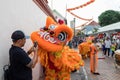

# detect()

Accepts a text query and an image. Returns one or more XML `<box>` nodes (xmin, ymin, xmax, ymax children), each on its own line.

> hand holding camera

<box><xmin>27</xmin><ymin>41</ymin><xmax>38</xmax><ymax>54</ymax></box>
<box><xmin>33</xmin><ymin>41</ymin><xmax>38</xmax><ymax>48</ymax></box>
<box><xmin>33</xmin><ymin>41</ymin><xmax>38</xmax><ymax>52</ymax></box>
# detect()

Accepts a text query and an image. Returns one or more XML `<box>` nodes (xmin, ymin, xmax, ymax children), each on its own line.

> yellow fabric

<box><xmin>31</xmin><ymin>16</ymin><xmax>84</xmax><ymax>80</ymax></box>
<box><xmin>78</xmin><ymin>42</ymin><xmax>91</xmax><ymax>59</ymax></box>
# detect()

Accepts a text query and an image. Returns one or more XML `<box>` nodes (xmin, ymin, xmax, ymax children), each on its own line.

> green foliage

<box><xmin>92</xmin><ymin>28</ymin><xmax>98</xmax><ymax>33</ymax></box>
<box><xmin>76</xmin><ymin>31</ymin><xmax>85</xmax><ymax>36</ymax></box>
<box><xmin>98</xmin><ymin>10</ymin><xmax>120</xmax><ymax>27</ymax></box>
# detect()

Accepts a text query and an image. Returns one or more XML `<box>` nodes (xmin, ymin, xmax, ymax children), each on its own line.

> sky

<box><xmin>48</xmin><ymin>0</ymin><xmax>120</xmax><ymax>27</ymax></box>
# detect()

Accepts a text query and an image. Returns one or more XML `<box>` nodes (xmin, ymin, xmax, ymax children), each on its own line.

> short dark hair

<box><xmin>11</xmin><ymin>30</ymin><xmax>25</xmax><ymax>42</ymax></box>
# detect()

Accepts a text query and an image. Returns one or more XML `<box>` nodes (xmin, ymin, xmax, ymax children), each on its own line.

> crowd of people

<box><xmin>68</xmin><ymin>35</ymin><xmax>120</xmax><ymax>58</ymax></box>
<box><xmin>100</xmin><ymin>36</ymin><xmax>120</xmax><ymax>57</ymax></box>
<box><xmin>68</xmin><ymin>35</ymin><xmax>120</xmax><ymax>75</ymax></box>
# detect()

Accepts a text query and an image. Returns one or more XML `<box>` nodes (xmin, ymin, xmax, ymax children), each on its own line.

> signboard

<box><xmin>70</xmin><ymin>20</ymin><xmax>75</xmax><ymax>29</ymax></box>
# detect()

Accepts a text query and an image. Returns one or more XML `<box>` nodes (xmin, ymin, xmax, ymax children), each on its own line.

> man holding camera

<box><xmin>8</xmin><ymin>30</ymin><xmax>38</xmax><ymax>80</ymax></box>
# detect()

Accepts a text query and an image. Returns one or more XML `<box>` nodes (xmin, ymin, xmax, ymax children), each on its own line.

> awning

<box><xmin>88</xmin><ymin>22</ymin><xmax>120</xmax><ymax>35</ymax></box>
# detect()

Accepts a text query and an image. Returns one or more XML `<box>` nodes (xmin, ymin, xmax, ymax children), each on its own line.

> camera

<box><xmin>33</xmin><ymin>41</ymin><xmax>38</xmax><ymax>48</ymax></box>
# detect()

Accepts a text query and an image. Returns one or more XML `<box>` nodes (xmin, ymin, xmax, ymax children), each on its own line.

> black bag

<box><xmin>3</xmin><ymin>65</ymin><xmax>10</xmax><ymax>80</ymax></box>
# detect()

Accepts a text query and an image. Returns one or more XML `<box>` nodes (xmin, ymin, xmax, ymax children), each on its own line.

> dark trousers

<box><xmin>111</xmin><ymin>51</ymin><xmax>115</xmax><ymax>57</ymax></box>
<box><xmin>104</xmin><ymin>48</ymin><xmax>110</xmax><ymax>56</ymax></box>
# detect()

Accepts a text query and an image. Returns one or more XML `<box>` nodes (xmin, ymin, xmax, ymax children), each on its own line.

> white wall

<box><xmin>0</xmin><ymin>0</ymin><xmax>47</xmax><ymax>79</ymax></box>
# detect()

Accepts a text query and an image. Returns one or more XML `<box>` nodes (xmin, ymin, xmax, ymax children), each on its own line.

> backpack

<box><xmin>3</xmin><ymin>64</ymin><xmax>10</xmax><ymax>80</ymax></box>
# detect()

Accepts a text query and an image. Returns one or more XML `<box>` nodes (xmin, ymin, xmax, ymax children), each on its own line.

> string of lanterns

<box><xmin>66</xmin><ymin>0</ymin><xmax>95</xmax><ymax>27</ymax></box>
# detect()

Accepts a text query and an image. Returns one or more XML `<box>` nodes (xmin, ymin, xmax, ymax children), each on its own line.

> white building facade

<box><xmin>0</xmin><ymin>0</ymin><xmax>54</xmax><ymax>80</ymax></box>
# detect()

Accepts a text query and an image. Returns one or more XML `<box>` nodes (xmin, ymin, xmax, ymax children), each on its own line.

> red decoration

<box><xmin>58</xmin><ymin>19</ymin><xmax>64</xmax><ymax>24</ymax></box>
<box><xmin>66</xmin><ymin>0</ymin><xmax>95</xmax><ymax>22</ymax></box>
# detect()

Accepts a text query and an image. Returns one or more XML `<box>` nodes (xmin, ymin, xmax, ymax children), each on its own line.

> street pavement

<box><xmin>71</xmin><ymin>49</ymin><xmax>120</xmax><ymax>80</ymax></box>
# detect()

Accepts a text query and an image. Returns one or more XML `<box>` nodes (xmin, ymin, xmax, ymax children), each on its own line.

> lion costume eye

<box><xmin>49</xmin><ymin>25</ymin><xmax>55</xmax><ymax>30</ymax></box>
<box><xmin>58</xmin><ymin>32</ymin><xmax>67</xmax><ymax>42</ymax></box>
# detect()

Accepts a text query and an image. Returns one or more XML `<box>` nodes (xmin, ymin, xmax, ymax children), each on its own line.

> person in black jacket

<box><xmin>9</xmin><ymin>30</ymin><xmax>38</xmax><ymax>80</ymax></box>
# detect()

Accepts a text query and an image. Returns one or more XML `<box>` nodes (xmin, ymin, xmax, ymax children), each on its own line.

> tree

<box><xmin>92</xmin><ymin>28</ymin><xmax>98</xmax><ymax>33</ymax></box>
<box><xmin>98</xmin><ymin>10</ymin><xmax>120</xmax><ymax>27</ymax></box>
<box><xmin>76</xmin><ymin>31</ymin><xmax>85</xmax><ymax>36</ymax></box>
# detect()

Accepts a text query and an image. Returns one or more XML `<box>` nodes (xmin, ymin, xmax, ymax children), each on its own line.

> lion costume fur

<box><xmin>31</xmin><ymin>16</ymin><xmax>84</xmax><ymax>80</ymax></box>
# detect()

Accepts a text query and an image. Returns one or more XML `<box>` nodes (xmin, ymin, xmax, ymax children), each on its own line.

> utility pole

<box><xmin>73</xmin><ymin>18</ymin><xmax>76</xmax><ymax>37</ymax></box>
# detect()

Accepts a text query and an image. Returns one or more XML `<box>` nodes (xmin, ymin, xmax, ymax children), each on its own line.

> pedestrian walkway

<box><xmin>71</xmin><ymin>66</ymin><xmax>91</xmax><ymax>80</ymax></box>
<box><xmin>84</xmin><ymin>51</ymin><xmax>120</xmax><ymax>80</ymax></box>
<box><xmin>71</xmin><ymin>48</ymin><xmax>92</xmax><ymax>80</ymax></box>
<box><xmin>71</xmin><ymin>49</ymin><xmax>120</xmax><ymax>80</ymax></box>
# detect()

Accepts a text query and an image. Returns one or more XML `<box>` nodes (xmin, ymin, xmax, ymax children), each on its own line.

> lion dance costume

<box><xmin>78</xmin><ymin>37</ymin><xmax>93</xmax><ymax>59</ymax></box>
<box><xmin>31</xmin><ymin>16</ymin><xmax>84</xmax><ymax>80</ymax></box>
<box><xmin>78</xmin><ymin>42</ymin><xmax>91</xmax><ymax>59</ymax></box>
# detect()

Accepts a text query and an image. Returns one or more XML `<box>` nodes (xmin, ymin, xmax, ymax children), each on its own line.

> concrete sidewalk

<box><xmin>84</xmin><ymin>51</ymin><xmax>120</xmax><ymax>80</ymax></box>
<box><xmin>70</xmin><ymin>48</ymin><xmax>92</xmax><ymax>80</ymax></box>
<box><xmin>71</xmin><ymin>49</ymin><xmax>120</xmax><ymax>80</ymax></box>
<box><xmin>71</xmin><ymin>66</ymin><xmax>92</xmax><ymax>80</ymax></box>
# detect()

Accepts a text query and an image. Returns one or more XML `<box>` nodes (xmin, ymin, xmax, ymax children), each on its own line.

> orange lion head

<box><xmin>31</xmin><ymin>16</ymin><xmax>73</xmax><ymax>52</ymax></box>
